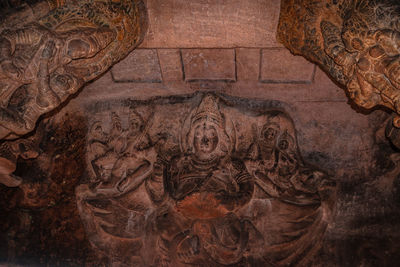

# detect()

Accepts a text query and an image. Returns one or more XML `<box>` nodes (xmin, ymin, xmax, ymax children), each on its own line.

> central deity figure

<box><xmin>156</xmin><ymin>95</ymin><xmax>260</xmax><ymax>266</ymax></box>
<box><xmin>169</xmin><ymin>95</ymin><xmax>252</xmax><ymax>210</ymax></box>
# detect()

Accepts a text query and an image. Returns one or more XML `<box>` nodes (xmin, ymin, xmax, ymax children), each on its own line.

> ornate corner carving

<box><xmin>0</xmin><ymin>0</ymin><xmax>147</xmax><ymax>140</ymax></box>
<box><xmin>277</xmin><ymin>0</ymin><xmax>400</xmax><ymax>129</ymax></box>
<box><xmin>76</xmin><ymin>93</ymin><xmax>336</xmax><ymax>266</ymax></box>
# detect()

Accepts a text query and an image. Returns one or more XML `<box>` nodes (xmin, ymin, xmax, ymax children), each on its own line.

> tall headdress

<box><xmin>191</xmin><ymin>94</ymin><xmax>223</xmax><ymax>127</ymax></box>
<box><xmin>181</xmin><ymin>94</ymin><xmax>236</xmax><ymax>155</ymax></box>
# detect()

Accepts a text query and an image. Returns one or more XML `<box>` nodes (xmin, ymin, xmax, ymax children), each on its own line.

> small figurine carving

<box><xmin>0</xmin><ymin>0</ymin><xmax>147</xmax><ymax>140</ymax></box>
<box><xmin>76</xmin><ymin>109</ymin><xmax>161</xmax><ymax>266</ymax></box>
<box><xmin>76</xmin><ymin>93</ymin><xmax>336</xmax><ymax>266</ymax></box>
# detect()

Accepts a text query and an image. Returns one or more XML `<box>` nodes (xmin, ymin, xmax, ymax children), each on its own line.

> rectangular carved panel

<box><xmin>260</xmin><ymin>48</ymin><xmax>316</xmax><ymax>84</ymax></box>
<box><xmin>111</xmin><ymin>49</ymin><xmax>162</xmax><ymax>83</ymax></box>
<box><xmin>76</xmin><ymin>92</ymin><xmax>336</xmax><ymax>266</ymax></box>
<box><xmin>182</xmin><ymin>49</ymin><xmax>236</xmax><ymax>82</ymax></box>
<box><xmin>140</xmin><ymin>0</ymin><xmax>281</xmax><ymax>48</ymax></box>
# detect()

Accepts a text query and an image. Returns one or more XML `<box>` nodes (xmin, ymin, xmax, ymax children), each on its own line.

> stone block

<box><xmin>260</xmin><ymin>48</ymin><xmax>315</xmax><ymax>83</ymax></box>
<box><xmin>111</xmin><ymin>49</ymin><xmax>162</xmax><ymax>82</ymax></box>
<box><xmin>292</xmin><ymin>101</ymin><xmax>375</xmax><ymax>171</ymax></box>
<box><xmin>182</xmin><ymin>49</ymin><xmax>236</xmax><ymax>82</ymax></box>
<box><xmin>307</xmin><ymin>68</ymin><xmax>348</xmax><ymax>101</ymax></box>
<box><xmin>140</xmin><ymin>0</ymin><xmax>281</xmax><ymax>48</ymax></box>
<box><xmin>158</xmin><ymin>49</ymin><xmax>183</xmax><ymax>81</ymax></box>
<box><xmin>236</xmin><ymin>48</ymin><xmax>260</xmax><ymax>81</ymax></box>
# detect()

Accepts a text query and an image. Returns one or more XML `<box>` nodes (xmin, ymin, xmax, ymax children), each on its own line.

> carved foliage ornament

<box><xmin>76</xmin><ymin>93</ymin><xmax>336</xmax><ymax>266</ymax></box>
<box><xmin>277</xmin><ymin>0</ymin><xmax>400</xmax><ymax>127</ymax></box>
<box><xmin>0</xmin><ymin>0</ymin><xmax>147</xmax><ymax>140</ymax></box>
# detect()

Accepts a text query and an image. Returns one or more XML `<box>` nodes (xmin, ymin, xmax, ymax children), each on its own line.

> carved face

<box><xmin>67</xmin><ymin>39</ymin><xmax>92</xmax><ymax>59</ymax></box>
<box><xmin>260</xmin><ymin>124</ymin><xmax>279</xmax><ymax>147</ymax></box>
<box><xmin>97</xmin><ymin>165</ymin><xmax>113</xmax><ymax>182</ymax></box>
<box><xmin>259</xmin><ymin>122</ymin><xmax>280</xmax><ymax>159</ymax></box>
<box><xmin>93</xmin><ymin>155</ymin><xmax>116</xmax><ymax>182</ymax></box>
<box><xmin>276</xmin><ymin>132</ymin><xmax>298</xmax><ymax>177</ymax></box>
<box><xmin>111</xmin><ymin>113</ymin><xmax>123</xmax><ymax>133</ymax></box>
<box><xmin>193</xmin><ymin>122</ymin><xmax>219</xmax><ymax>159</ymax></box>
<box><xmin>90</xmin><ymin>122</ymin><xmax>106</xmax><ymax>142</ymax></box>
<box><xmin>129</xmin><ymin>114</ymin><xmax>143</xmax><ymax>136</ymax></box>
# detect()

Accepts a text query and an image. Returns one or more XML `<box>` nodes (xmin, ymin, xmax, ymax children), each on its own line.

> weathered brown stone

<box><xmin>277</xmin><ymin>0</ymin><xmax>400</xmax><ymax>131</ymax></box>
<box><xmin>140</xmin><ymin>0</ymin><xmax>281</xmax><ymax>48</ymax></box>
<box><xmin>260</xmin><ymin>48</ymin><xmax>315</xmax><ymax>83</ymax></box>
<box><xmin>0</xmin><ymin>110</ymin><xmax>89</xmax><ymax>266</ymax></box>
<box><xmin>182</xmin><ymin>49</ymin><xmax>236</xmax><ymax>82</ymax></box>
<box><xmin>0</xmin><ymin>0</ymin><xmax>147</xmax><ymax>140</ymax></box>
<box><xmin>1</xmin><ymin>1</ymin><xmax>400</xmax><ymax>266</ymax></box>
<box><xmin>158</xmin><ymin>49</ymin><xmax>183</xmax><ymax>81</ymax></box>
<box><xmin>74</xmin><ymin>93</ymin><xmax>335</xmax><ymax>266</ymax></box>
<box><xmin>386</xmin><ymin>116</ymin><xmax>400</xmax><ymax>148</ymax></box>
<box><xmin>236</xmin><ymin>48</ymin><xmax>260</xmax><ymax>81</ymax></box>
<box><xmin>111</xmin><ymin>49</ymin><xmax>162</xmax><ymax>82</ymax></box>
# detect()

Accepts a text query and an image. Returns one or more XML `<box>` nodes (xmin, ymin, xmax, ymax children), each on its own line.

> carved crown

<box><xmin>191</xmin><ymin>94</ymin><xmax>223</xmax><ymax>127</ymax></box>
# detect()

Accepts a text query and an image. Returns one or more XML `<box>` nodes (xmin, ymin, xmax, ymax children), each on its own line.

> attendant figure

<box><xmin>76</xmin><ymin>109</ymin><xmax>159</xmax><ymax>266</ymax></box>
<box><xmin>244</xmin><ymin>111</ymin><xmax>336</xmax><ymax>266</ymax></box>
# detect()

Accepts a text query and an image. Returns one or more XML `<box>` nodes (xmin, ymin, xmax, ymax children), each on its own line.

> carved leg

<box><xmin>36</xmin><ymin>40</ymin><xmax>60</xmax><ymax>109</ymax></box>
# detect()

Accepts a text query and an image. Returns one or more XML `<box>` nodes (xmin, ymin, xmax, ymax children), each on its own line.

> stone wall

<box><xmin>78</xmin><ymin>0</ymin><xmax>378</xmax><ymax>178</ymax></box>
<box><xmin>74</xmin><ymin>1</ymin><xmax>400</xmax><ymax>265</ymax></box>
<box><xmin>1</xmin><ymin>0</ymin><xmax>399</xmax><ymax>266</ymax></box>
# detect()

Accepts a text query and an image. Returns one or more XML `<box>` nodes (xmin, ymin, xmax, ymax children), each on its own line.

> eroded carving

<box><xmin>0</xmin><ymin>0</ymin><xmax>147</xmax><ymax>140</ymax></box>
<box><xmin>277</xmin><ymin>0</ymin><xmax>400</xmax><ymax>128</ymax></box>
<box><xmin>0</xmin><ymin>111</ymin><xmax>88</xmax><ymax>263</ymax></box>
<box><xmin>76</xmin><ymin>93</ymin><xmax>336</xmax><ymax>266</ymax></box>
<box><xmin>0</xmin><ymin>135</ymin><xmax>40</xmax><ymax>187</ymax></box>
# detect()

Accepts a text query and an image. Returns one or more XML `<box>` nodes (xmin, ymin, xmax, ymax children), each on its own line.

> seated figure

<box><xmin>244</xmin><ymin>111</ymin><xmax>336</xmax><ymax>266</ymax></box>
<box><xmin>155</xmin><ymin>95</ymin><xmax>262</xmax><ymax>266</ymax></box>
<box><xmin>76</xmin><ymin>110</ymin><xmax>161</xmax><ymax>266</ymax></box>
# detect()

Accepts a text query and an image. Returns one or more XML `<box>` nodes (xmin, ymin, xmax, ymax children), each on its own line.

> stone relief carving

<box><xmin>0</xmin><ymin>135</ymin><xmax>40</xmax><ymax>187</ymax></box>
<box><xmin>76</xmin><ymin>93</ymin><xmax>336</xmax><ymax>266</ymax></box>
<box><xmin>0</xmin><ymin>0</ymin><xmax>147</xmax><ymax>140</ymax></box>
<box><xmin>277</xmin><ymin>0</ymin><xmax>400</xmax><ymax>141</ymax></box>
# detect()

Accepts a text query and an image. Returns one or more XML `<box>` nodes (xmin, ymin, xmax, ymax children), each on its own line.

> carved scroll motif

<box><xmin>76</xmin><ymin>93</ymin><xmax>336</xmax><ymax>266</ymax></box>
<box><xmin>0</xmin><ymin>0</ymin><xmax>147</xmax><ymax>140</ymax></box>
<box><xmin>277</xmin><ymin>0</ymin><xmax>400</xmax><ymax>131</ymax></box>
